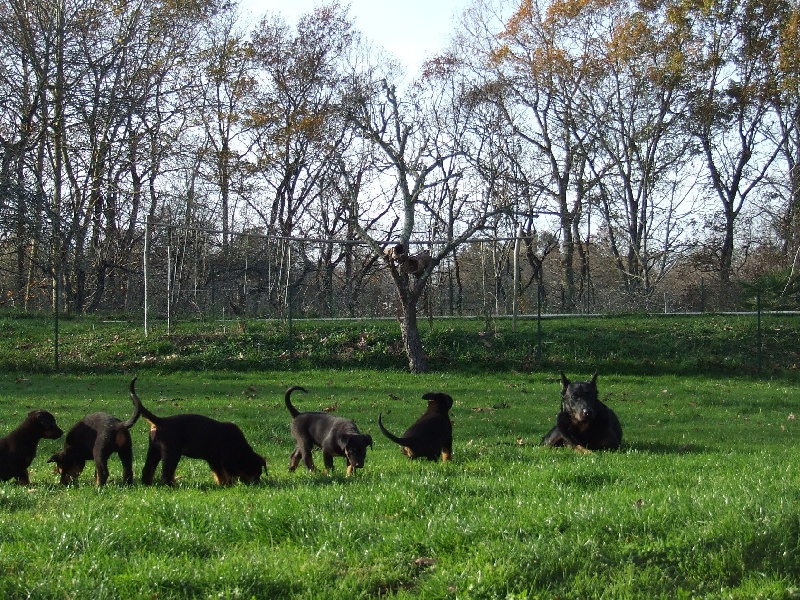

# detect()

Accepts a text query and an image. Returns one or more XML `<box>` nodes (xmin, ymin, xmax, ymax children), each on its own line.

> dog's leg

<box><xmin>159</xmin><ymin>452</ymin><xmax>181</xmax><ymax>486</ymax></box>
<box><xmin>300</xmin><ymin>440</ymin><xmax>317</xmax><ymax>472</ymax></box>
<box><xmin>118</xmin><ymin>444</ymin><xmax>134</xmax><ymax>485</ymax></box>
<box><xmin>541</xmin><ymin>426</ymin><xmax>566</xmax><ymax>447</ymax></box>
<box><xmin>94</xmin><ymin>458</ymin><xmax>110</xmax><ymax>486</ymax></box>
<box><xmin>211</xmin><ymin>465</ymin><xmax>232</xmax><ymax>486</ymax></box>
<box><xmin>93</xmin><ymin>444</ymin><xmax>113</xmax><ymax>486</ymax></box>
<box><xmin>322</xmin><ymin>452</ymin><xmax>335</xmax><ymax>474</ymax></box>
<box><xmin>141</xmin><ymin>443</ymin><xmax>161</xmax><ymax>485</ymax></box>
<box><xmin>288</xmin><ymin>447</ymin><xmax>304</xmax><ymax>472</ymax></box>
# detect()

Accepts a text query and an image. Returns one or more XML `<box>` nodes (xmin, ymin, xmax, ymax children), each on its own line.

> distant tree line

<box><xmin>1</xmin><ymin>0</ymin><xmax>799</xmax><ymax>371</ymax></box>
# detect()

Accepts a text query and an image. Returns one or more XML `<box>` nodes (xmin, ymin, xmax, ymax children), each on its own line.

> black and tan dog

<box><xmin>47</xmin><ymin>400</ymin><xmax>141</xmax><ymax>486</ymax></box>
<box><xmin>541</xmin><ymin>371</ymin><xmax>622</xmax><ymax>451</ymax></box>
<box><xmin>285</xmin><ymin>386</ymin><xmax>373</xmax><ymax>476</ymax></box>
<box><xmin>130</xmin><ymin>377</ymin><xmax>267</xmax><ymax>485</ymax></box>
<box><xmin>0</xmin><ymin>410</ymin><xmax>63</xmax><ymax>484</ymax></box>
<box><xmin>378</xmin><ymin>392</ymin><xmax>454</xmax><ymax>461</ymax></box>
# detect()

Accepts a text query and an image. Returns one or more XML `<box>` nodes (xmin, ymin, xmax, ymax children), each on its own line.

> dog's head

<box><xmin>234</xmin><ymin>451</ymin><xmax>268</xmax><ymax>484</ymax></box>
<box><xmin>47</xmin><ymin>450</ymin><xmax>84</xmax><ymax>484</ymax></box>
<box><xmin>339</xmin><ymin>433</ymin><xmax>373</xmax><ymax>471</ymax></box>
<box><xmin>422</xmin><ymin>392</ymin><xmax>453</xmax><ymax>413</ymax></box>
<box><xmin>28</xmin><ymin>410</ymin><xmax>63</xmax><ymax>440</ymax></box>
<box><xmin>560</xmin><ymin>371</ymin><xmax>599</xmax><ymax>431</ymax></box>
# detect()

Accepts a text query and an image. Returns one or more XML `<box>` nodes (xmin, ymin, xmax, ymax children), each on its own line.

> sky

<box><xmin>240</xmin><ymin>0</ymin><xmax>471</xmax><ymax>74</ymax></box>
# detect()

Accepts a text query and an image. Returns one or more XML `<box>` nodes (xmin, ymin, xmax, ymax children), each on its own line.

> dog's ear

<box><xmin>590</xmin><ymin>371</ymin><xmax>599</xmax><ymax>386</ymax></box>
<box><xmin>560</xmin><ymin>372</ymin><xmax>570</xmax><ymax>392</ymax></box>
<box><xmin>336</xmin><ymin>432</ymin><xmax>352</xmax><ymax>451</ymax></box>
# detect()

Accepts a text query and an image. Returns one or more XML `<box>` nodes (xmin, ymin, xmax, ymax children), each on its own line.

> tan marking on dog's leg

<box><xmin>346</xmin><ymin>464</ymin><xmax>354</xmax><ymax>476</ymax></box>
<box><xmin>441</xmin><ymin>451</ymin><xmax>452</xmax><ymax>461</ymax></box>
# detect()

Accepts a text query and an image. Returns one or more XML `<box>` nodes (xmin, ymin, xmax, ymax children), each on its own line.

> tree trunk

<box><xmin>399</xmin><ymin>295</ymin><xmax>428</xmax><ymax>374</ymax></box>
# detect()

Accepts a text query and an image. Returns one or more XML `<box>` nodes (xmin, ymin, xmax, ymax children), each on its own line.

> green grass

<box><xmin>2</xmin><ymin>312</ymin><xmax>798</xmax><ymax>377</ymax></box>
<box><xmin>0</xmin><ymin>368</ymin><xmax>799</xmax><ymax>599</ymax></box>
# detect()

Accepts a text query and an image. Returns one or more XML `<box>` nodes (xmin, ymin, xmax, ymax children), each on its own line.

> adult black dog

<box><xmin>541</xmin><ymin>371</ymin><xmax>622</xmax><ymax>451</ymax></box>
<box><xmin>130</xmin><ymin>377</ymin><xmax>267</xmax><ymax>485</ymax></box>
<box><xmin>378</xmin><ymin>392</ymin><xmax>453</xmax><ymax>461</ymax></box>
<box><xmin>285</xmin><ymin>386</ymin><xmax>373</xmax><ymax>476</ymax></box>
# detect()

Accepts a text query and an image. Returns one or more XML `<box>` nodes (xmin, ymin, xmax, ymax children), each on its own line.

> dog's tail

<box><xmin>378</xmin><ymin>413</ymin><xmax>407</xmax><ymax>446</ymax></box>
<box><xmin>284</xmin><ymin>386</ymin><xmax>308</xmax><ymax>418</ymax></box>
<box><xmin>129</xmin><ymin>376</ymin><xmax>160</xmax><ymax>427</ymax></box>
<box><xmin>122</xmin><ymin>378</ymin><xmax>143</xmax><ymax>429</ymax></box>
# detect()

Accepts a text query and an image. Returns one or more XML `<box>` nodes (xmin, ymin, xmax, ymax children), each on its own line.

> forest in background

<box><xmin>1</xmin><ymin>0</ymin><xmax>800</xmax><ymax>370</ymax></box>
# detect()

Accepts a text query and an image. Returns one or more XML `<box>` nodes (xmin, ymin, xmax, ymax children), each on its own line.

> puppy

<box><xmin>130</xmin><ymin>377</ymin><xmax>267</xmax><ymax>486</ymax></box>
<box><xmin>285</xmin><ymin>386</ymin><xmax>373</xmax><ymax>476</ymax></box>
<box><xmin>541</xmin><ymin>371</ymin><xmax>622</xmax><ymax>451</ymax></box>
<box><xmin>0</xmin><ymin>410</ymin><xmax>63</xmax><ymax>484</ymax></box>
<box><xmin>378</xmin><ymin>392</ymin><xmax>453</xmax><ymax>461</ymax></box>
<box><xmin>48</xmin><ymin>400</ymin><xmax>141</xmax><ymax>486</ymax></box>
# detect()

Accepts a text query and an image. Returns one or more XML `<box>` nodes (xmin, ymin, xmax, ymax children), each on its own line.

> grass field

<box><xmin>0</xmin><ymin>314</ymin><xmax>799</xmax><ymax>598</ymax></box>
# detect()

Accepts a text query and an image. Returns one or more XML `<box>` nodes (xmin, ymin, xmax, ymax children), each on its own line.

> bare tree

<box><xmin>580</xmin><ymin>5</ymin><xmax>692</xmax><ymax>304</ymax></box>
<box><xmin>682</xmin><ymin>0</ymin><xmax>785</xmax><ymax>288</ymax></box>
<box><xmin>344</xmin><ymin>60</ymin><xmax>498</xmax><ymax>372</ymax></box>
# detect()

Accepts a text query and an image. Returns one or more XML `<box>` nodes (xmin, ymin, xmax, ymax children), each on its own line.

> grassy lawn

<box><xmin>0</xmin><ymin>315</ymin><xmax>798</xmax><ymax>598</ymax></box>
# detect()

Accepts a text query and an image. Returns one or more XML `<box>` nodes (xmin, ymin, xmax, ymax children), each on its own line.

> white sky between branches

<box><xmin>239</xmin><ymin>0</ymin><xmax>470</xmax><ymax>75</ymax></box>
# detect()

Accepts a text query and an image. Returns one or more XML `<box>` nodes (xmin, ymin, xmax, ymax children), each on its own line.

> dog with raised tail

<box><xmin>130</xmin><ymin>377</ymin><xmax>267</xmax><ymax>486</ymax></box>
<box><xmin>285</xmin><ymin>386</ymin><xmax>373</xmax><ymax>476</ymax></box>
<box><xmin>48</xmin><ymin>400</ymin><xmax>140</xmax><ymax>486</ymax></box>
<box><xmin>378</xmin><ymin>392</ymin><xmax>454</xmax><ymax>461</ymax></box>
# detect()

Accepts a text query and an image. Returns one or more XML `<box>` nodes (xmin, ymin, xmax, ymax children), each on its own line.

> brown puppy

<box><xmin>285</xmin><ymin>386</ymin><xmax>373</xmax><ymax>476</ymax></box>
<box><xmin>129</xmin><ymin>377</ymin><xmax>267</xmax><ymax>486</ymax></box>
<box><xmin>378</xmin><ymin>392</ymin><xmax>454</xmax><ymax>461</ymax></box>
<box><xmin>48</xmin><ymin>400</ymin><xmax>141</xmax><ymax>486</ymax></box>
<box><xmin>0</xmin><ymin>410</ymin><xmax>63</xmax><ymax>484</ymax></box>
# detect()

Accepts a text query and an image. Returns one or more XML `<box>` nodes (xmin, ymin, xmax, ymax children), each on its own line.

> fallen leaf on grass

<box><xmin>414</xmin><ymin>557</ymin><xmax>437</xmax><ymax>568</ymax></box>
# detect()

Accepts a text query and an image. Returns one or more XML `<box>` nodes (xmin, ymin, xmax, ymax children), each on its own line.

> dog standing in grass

<box><xmin>130</xmin><ymin>377</ymin><xmax>267</xmax><ymax>485</ymax></box>
<box><xmin>541</xmin><ymin>371</ymin><xmax>622</xmax><ymax>451</ymax></box>
<box><xmin>48</xmin><ymin>400</ymin><xmax>141</xmax><ymax>486</ymax></box>
<box><xmin>0</xmin><ymin>410</ymin><xmax>63</xmax><ymax>484</ymax></box>
<box><xmin>378</xmin><ymin>392</ymin><xmax>454</xmax><ymax>461</ymax></box>
<box><xmin>285</xmin><ymin>386</ymin><xmax>373</xmax><ymax>476</ymax></box>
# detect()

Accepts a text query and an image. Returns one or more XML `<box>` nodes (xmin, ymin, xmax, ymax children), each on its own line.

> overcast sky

<box><xmin>240</xmin><ymin>0</ymin><xmax>470</xmax><ymax>73</ymax></box>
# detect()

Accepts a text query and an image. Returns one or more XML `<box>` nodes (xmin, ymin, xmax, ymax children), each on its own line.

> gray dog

<box><xmin>541</xmin><ymin>371</ymin><xmax>622</xmax><ymax>450</ymax></box>
<box><xmin>285</xmin><ymin>386</ymin><xmax>373</xmax><ymax>475</ymax></box>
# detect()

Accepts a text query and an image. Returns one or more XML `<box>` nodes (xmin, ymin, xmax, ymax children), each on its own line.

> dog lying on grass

<box><xmin>48</xmin><ymin>401</ymin><xmax>141</xmax><ymax>486</ymax></box>
<box><xmin>0</xmin><ymin>410</ymin><xmax>63</xmax><ymax>484</ymax></box>
<box><xmin>130</xmin><ymin>377</ymin><xmax>267</xmax><ymax>485</ymax></box>
<box><xmin>541</xmin><ymin>371</ymin><xmax>622</xmax><ymax>451</ymax></box>
<box><xmin>285</xmin><ymin>386</ymin><xmax>373</xmax><ymax>476</ymax></box>
<box><xmin>378</xmin><ymin>392</ymin><xmax>453</xmax><ymax>461</ymax></box>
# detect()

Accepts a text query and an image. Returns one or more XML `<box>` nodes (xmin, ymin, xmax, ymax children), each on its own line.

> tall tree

<box><xmin>581</xmin><ymin>4</ymin><xmax>692</xmax><ymax>302</ymax></box>
<box><xmin>344</xmin><ymin>61</ymin><xmax>497</xmax><ymax>372</ymax></box>
<box><xmin>681</xmin><ymin>0</ymin><xmax>786</xmax><ymax>287</ymax></box>
<box><xmin>460</xmin><ymin>0</ymin><xmax>602</xmax><ymax>312</ymax></box>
